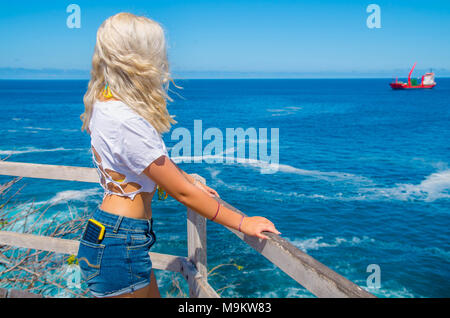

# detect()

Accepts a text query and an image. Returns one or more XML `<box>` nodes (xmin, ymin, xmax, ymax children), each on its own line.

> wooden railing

<box><xmin>0</xmin><ymin>161</ymin><xmax>375</xmax><ymax>298</ymax></box>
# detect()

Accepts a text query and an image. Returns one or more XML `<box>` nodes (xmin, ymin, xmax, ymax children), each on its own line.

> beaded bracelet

<box><xmin>210</xmin><ymin>201</ymin><xmax>221</xmax><ymax>221</ymax></box>
<box><xmin>238</xmin><ymin>215</ymin><xmax>245</xmax><ymax>232</ymax></box>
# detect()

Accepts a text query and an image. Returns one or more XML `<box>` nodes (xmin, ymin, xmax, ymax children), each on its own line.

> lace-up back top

<box><xmin>89</xmin><ymin>99</ymin><xmax>169</xmax><ymax>200</ymax></box>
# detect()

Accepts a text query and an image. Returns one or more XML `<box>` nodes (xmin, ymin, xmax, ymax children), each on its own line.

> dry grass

<box><xmin>0</xmin><ymin>156</ymin><xmax>91</xmax><ymax>297</ymax></box>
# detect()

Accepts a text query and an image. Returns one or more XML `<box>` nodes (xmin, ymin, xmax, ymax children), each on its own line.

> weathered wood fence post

<box><xmin>186</xmin><ymin>174</ymin><xmax>208</xmax><ymax>297</ymax></box>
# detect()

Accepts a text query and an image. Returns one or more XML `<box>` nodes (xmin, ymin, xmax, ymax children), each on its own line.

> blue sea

<box><xmin>0</xmin><ymin>78</ymin><xmax>449</xmax><ymax>298</ymax></box>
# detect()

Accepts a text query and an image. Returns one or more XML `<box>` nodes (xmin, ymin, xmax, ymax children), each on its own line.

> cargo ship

<box><xmin>390</xmin><ymin>63</ymin><xmax>436</xmax><ymax>90</ymax></box>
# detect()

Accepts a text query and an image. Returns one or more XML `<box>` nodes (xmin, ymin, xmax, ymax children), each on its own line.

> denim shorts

<box><xmin>76</xmin><ymin>206</ymin><xmax>156</xmax><ymax>297</ymax></box>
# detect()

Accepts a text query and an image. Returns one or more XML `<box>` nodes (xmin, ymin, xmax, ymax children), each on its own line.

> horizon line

<box><xmin>2</xmin><ymin>77</ymin><xmax>450</xmax><ymax>80</ymax></box>
<box><xmin>0</xmin><ymin>66</ymin><xmax>449</xmax><ymax>79</ymax></box>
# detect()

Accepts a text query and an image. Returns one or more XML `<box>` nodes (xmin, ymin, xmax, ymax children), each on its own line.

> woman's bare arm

<box><xmin>170</xmin><ymin>159</ymin><xmax>220</xmax><ymax>197</ymax></box>
<box><xmin>144</xmin><ymin>156</ymin><xmax>280</xmax><ymax>239</ymax></box>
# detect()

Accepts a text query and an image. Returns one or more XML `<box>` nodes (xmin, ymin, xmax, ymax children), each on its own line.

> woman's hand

<box><xmin>240</xmin><ymin>216</ymin><xmax>281</xmax><ymax>240</ymax></box>
<box><xmin>194</xmin><ymin>180</ymin><xmax>220</xmax><ymax>198</ymax></box>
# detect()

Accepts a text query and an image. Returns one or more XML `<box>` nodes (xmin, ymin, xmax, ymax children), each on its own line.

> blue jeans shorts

<box><xmin>76</xmin><ymin>206</ymin><xmax>156</xmax><ymax>297</ymax></box>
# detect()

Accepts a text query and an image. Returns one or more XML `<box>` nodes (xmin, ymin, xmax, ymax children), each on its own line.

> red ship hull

<box><xmin>390</xmin><ymin>83</ymin><xmax>436</xmax><ymax>90</ymax></box>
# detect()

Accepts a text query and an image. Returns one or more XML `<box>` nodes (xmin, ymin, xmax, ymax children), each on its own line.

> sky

<box><xmin>0</xmin><ymin>0</ymin><xmax>449</xmax><ymax>78</ymax></box>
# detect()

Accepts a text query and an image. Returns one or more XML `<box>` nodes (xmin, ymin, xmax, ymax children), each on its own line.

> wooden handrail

<box><xmin>0</xmin><ymin>160</ymin><xmax>375</xmax><ymax>298</ymax></box>
<box><xmin>0</xmin><ymin>161</ymin><xmax>98</xmax><ymax>183</ymax></box>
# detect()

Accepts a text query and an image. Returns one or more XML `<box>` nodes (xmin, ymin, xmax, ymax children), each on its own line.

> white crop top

<box><xmin>88</xmin><ymin>99</ymin><xmax>169</xmax><ymax>200</ymax></box>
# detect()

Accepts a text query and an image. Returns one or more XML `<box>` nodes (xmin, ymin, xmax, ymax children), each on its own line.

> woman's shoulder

<box><xmin>93</xmin><ymin>99</ymin><xmax>161</xmax><ymax>136</ymax></box>
<box><xmin>94</xmin><ymin>99</ymin><xmax>136</xmax><ymax>120</ymax></box>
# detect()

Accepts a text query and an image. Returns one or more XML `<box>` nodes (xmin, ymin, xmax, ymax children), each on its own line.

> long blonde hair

<box><xmin>80</xmin><ymin>12</ymin><xmax>176</xmax><ymax>134</ymax></box>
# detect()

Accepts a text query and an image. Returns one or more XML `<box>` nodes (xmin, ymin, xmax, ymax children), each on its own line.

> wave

<box><xmin>363</xmin><ymin>169</ymin><xmax>450</xmax><ymax>202</ymax></box>
<box><xmin>209</xmin><ymin>163</ymin><xmax>450</xmax><ymax>202</ymax></box>
<box><xmin>172</xmin><ymin>151</ymin><xmax>371</xmax><ymax>183</ymax></box>
<box><xmin>61</xmin><ymin>129</ymin><xmax>79</xmax><ymax>132</ymax></box>
<box><xmin>262</xmin><ymin>161</ymin><xmax>372</xmax><ymax>183</ymax></box>
<box><xmin>287</xmin><ymin>235</ymin><xmax>450</xmax><ymax>262</ymax></box>
<box><xmin>211</xmin><ymin>171</ymin><xmax>372</xmax><ymax>202</ymax></box>
<box><xmin>252</xmin><ymin>286</ymin><xmax>312</xmax><ymax>298</ymax></box>
<box><xmin>367</xmin><ymin>286</ymin><xmax>416</xmax><ymax>298</ymax></box>
<box><xmin>0</xmin><ymin>146</ymin><xmax>87</xmax><ymax>155</ymax></box>
<box><xmin>3</xmin><ymin>188</ymin><xmax>101</xmax><ymax>235</ymax></box>
<box><xmin>267</xmin><ymin>106</ymin><xmax>302</xmax><ymax>117</ymax></box>
<box><xmin>23</xmin><ymin>126</ymin><xmax>52</xmax><ymax>130</ymax></box>
<box><xmin>205</xmin><ymin>167</ymin><xmax>222</xmax><ymax>179</ymax></box>
<box><xmin>11</xmin><ymin>188</ymin><xmax>101</xmax><ymax>213</ymax></box>
<box><xmin>4</xmin><ymin>127</ymin><xmax>79</xmax><ymax>133</ymax></box>
<box><xmin>213</xmin><ymin>176</ymin><xmax>339</xmax><ymax>201</ymax></box>
<box><xmin>24</xmin><ymin>126</ymin><xmax>79</xmax><ymax>133</ymax></box>
<box><xmin>288</xmin><ymin>236</ymin><xmax>375</xmax><ymax>253</ymax></box>
<box><xmin>44</xmin><ymin>188</ymin><xmax>101</xmax><ymax>206</ymax></box>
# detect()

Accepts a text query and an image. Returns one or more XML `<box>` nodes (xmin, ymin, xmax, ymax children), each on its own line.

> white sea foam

<box><xmin>23</xmin><ymin>126</ymin><xmax>80</xmax><ymax>133</ymax></box>
<box><xmin>211</xmin><ymin>173</ymin><xmax>369</xmax><ymax>202</ymax></box>
<box><xmin>287</xmin><ymin>235</ymin><xmax>450</xmax><ymax>262</ymax></box>
<box><xmin>209</xmin><ymin>160</ymin><xmax>450</xmax><ymax>203</ymax></box>
<box><xmin>362</xmin><ymin>169</ymin><xmax>450</xmax><ymax>202</ymax></box>
<box><xmin>267</xmin><ymin>106</ymin><xmax>302</xmax><ymax>117</ymax></box>
<box><xmin>5</xmin><ymin>126</ymin><xmax>78</xmax><ymax>133</ymax></box>
<box><xmin>367</xmin><ymin>286</ymin><xmax>416</xmax><ymax>298</ymax></box>
<box><xmin>205</xmin><ymin>167</ymin><xmax>221</xmax><ymax>179</ymax></box>
<box><xmin>12</xmin><ymin>188</ymin><xmax>101</xmax><ymax>211</ymax></box>
<box><xmin>23</xmin><ymin>126</ymin><xmax>52</xmax><ymax>130</ymax></box>
<box><xmin>0</xmin><ymin>147</ymin><xmax>87</xmax><ymax>155</ymax></box>
<box><xmin>252</xmin><ymin>287</ymin><xmax>312</xmax><ymax>298</ymax></box>
<box><xmin>251</xmin><ymin>160</ymin><xmax>372</xmax><ymax>183</ymax></box>
<box><xmin>172</xmin><ymin>150</ymin><xmax>371</xmax><ymax>183</ymax></box>
<box><xmin>45</xmin><ymin>188</ymin><xmax>100</xmax><ymax>205</ymax></box>
<box><xmin>288</xmin><ymin>236</ymin><xmax>375</xmax><ymax>253</ymax></box>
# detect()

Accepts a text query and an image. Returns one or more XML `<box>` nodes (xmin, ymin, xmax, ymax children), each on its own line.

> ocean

<box><xmin>0</xmin><ymin>78</ymin><xmax>449</xmax><ymax>298</ymax></box>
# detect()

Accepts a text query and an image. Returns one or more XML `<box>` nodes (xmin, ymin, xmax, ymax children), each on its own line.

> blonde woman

<box><xmin>77</xmin><ymin>12</ymin><xmax>280</xmax><ymax>298</ymax></box>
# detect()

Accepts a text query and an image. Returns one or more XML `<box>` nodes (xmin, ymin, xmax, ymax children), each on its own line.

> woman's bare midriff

<box><xmin>99</xmin><ymin>188</ymin><xmax>156</xmax><ymax>220</ymax></box>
